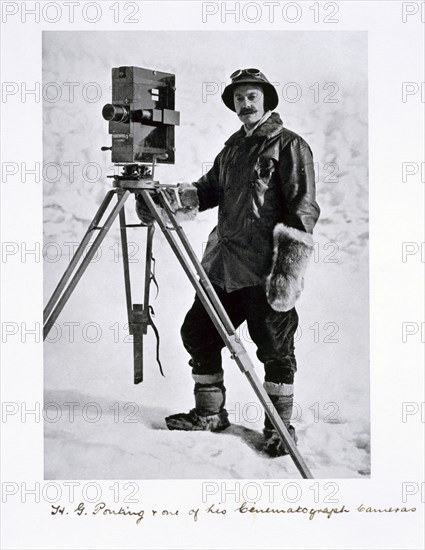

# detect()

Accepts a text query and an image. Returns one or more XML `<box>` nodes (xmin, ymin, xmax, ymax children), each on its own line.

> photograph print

<box><xmin>43</xmin><ymin>30</ymin><xmax>369</xmax><ymax>479</ymax></box>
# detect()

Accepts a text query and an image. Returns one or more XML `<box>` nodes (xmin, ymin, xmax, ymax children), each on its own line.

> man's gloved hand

<box><xmin>164</xmin><ymin>183</ymin><xmax>199</xmax><ymax>222</ymax></box>
<box><xmin>135</xmin><ymin>184</ymin><xmax>199</xmax><ymax>225</ymax></box>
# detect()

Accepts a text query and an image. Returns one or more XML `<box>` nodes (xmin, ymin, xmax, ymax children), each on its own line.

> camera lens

<box><xmin>102</xmin><ymin>104</ymin><xmax>130</xmax><ymax>122</ymax></box>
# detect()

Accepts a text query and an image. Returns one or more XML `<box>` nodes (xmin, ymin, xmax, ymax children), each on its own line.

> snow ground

<box><xmin>44</xmin><ymin>221</ymin><xmax>370</xmax><ymax>480</ymax></box>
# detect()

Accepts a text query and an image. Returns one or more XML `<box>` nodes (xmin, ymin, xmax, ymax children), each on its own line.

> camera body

<box><xmin>102</xmin><ymin>66</ymin><xmax>180</xmax><ymax>164</ymax></box>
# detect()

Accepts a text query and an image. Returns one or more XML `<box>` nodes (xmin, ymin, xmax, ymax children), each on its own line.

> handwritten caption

<box><xmin>51</xmin><ymin>501</ymin><xmax>417</xmax><ymax>524</ymax></box>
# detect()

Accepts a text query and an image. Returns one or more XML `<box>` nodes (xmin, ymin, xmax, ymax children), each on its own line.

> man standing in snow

<box><xmin>137</xmin><ymin>68</ymin><xmax>320</xmax><ymax>456</ymax></box>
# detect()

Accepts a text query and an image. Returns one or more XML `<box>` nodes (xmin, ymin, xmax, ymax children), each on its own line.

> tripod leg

<box><xmin>141</xmin><ymin>192</ymin><xmax>231</xmax><ymax>340</ymax></box>
<box><xmin>133</xmin><ymin>331</ymin><xmax>144</xmax><ymax>384</ymax></box>
<box><xmin>118</xmin><ymin>206</ymin><xmax>144</xmax><ymax>384</ymax></box>
<box><xmin>132</xmin><ymin>304</ymin><xmax>144</xmax><ymax>384</ymax></box>
<box><xmin>158</xmin><ymin>190</ymin><xmax>235</xmax><ymax>334</ymax></box>
<box><xmin>43</xmin><ymin>190</ymin><xmax>131</xmax><ymax>340</ymax></box>
<box><xmin>44</xmin><ymin>190</ymin><xmax>116</xmax><ymax>322</ymax></box>
<box><xmin>143</xmin><ymin>190</ymin><xmax>313</xmax><ymax>479</ymax></box>
<box><xmin>119</xmin><ymin>205</ymin><xmax>133</xmax><ymax>324</ymax></box>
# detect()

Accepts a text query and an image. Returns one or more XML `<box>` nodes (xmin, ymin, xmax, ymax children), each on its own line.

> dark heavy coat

<box><xmin>194</xmin><ymin>112</ymin><xmax>320</xmax><ymax>295</ymax></box>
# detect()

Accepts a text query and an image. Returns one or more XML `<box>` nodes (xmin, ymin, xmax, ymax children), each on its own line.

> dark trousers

<box><xmin>181</xmin><ymin>285</ymin><xmax>299</xmax><ymax>384</ymax></box>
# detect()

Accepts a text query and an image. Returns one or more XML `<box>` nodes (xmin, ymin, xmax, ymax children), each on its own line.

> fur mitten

<box><xmin>265</xmin><ymin>223</ymin><xmax>314</xmax><ymax>312</ymax></box>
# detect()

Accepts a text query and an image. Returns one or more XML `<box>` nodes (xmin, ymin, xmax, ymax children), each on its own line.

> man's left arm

<box><xmin>278</xmin><ymin>137</ymin><xmax>320</xmax><ymax>233</ymax></box>
<box><xmin>265</xmin><ymin>137</ymin><xmax>320</xmax><ymax>312</ymax></box>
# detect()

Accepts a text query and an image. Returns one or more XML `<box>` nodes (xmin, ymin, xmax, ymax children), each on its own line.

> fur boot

<box><xmin>165</xmin><ymin>372</ymin><xmax>230</xmax><ymax>432</ymax></box>
<box><xmin>263</xmin><ymin>381</ymin><xmax>298</xmax><ymax>457</ymax></box>
<box><xmin>265</xmin><ymin>223</ymin><xmax>314</xmax><ymax>312</ymax></box>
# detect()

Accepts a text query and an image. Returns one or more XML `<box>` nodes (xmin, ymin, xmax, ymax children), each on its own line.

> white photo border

<box><xmin>1</xmin><ymin>1</ymin><xmax>424</xmax><ymax>549</ymax></box>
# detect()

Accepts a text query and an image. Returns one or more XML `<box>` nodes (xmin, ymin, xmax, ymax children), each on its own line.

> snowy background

<box><xmin>43</xmin><ymin>31</ymin><xmax>369</xmax><ymax>479</ymax></box>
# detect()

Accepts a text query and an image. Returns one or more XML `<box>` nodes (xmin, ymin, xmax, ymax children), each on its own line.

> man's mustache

<box><xmin>239</xmin><ymin>108</ymin><xmax>257</xmax><ymax>115</ymax></box>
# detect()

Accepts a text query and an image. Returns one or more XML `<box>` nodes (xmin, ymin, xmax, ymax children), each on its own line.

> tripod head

<box><xmin>107</xmin><ymin>162</ymin><xmax>179</xmax><ymax>195</ymax></box>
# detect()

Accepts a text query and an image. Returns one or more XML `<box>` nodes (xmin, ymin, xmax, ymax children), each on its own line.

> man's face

<box><xmin>233</xmin><ymin>84</ymin><xmax>265</xmax><ymax>128</ymax></box>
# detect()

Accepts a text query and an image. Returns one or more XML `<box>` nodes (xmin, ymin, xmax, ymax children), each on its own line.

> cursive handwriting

<box><xmin>92</xmin><ymin>502</ymin><xmax>145</xmax><ymax>524</ymax></box>
<box><xmin>357</xmin><ymin>504</ymin><xmax>416</xmax><ymax>514</ymax></box>
<box><xmin>235</xmin><ymin>501</ymin><xmax>350</xmax><ymax>520</ymax></box>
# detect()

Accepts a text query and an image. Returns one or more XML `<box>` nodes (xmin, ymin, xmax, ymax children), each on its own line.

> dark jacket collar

<box><xmin>224</xmin><ymin>112</ymin><xmax>284</xmax><ymax>146</ymax></box>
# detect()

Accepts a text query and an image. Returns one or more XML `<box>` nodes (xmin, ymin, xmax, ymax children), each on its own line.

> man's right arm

<box><xmin>136</xmin><ymin>150</ymin><xmax>222</xmax><ymax>223</ymax></box>
<box><xmin>193</xmin><ymin>151</ymin><xmax>223</xmax><ymax>211</ymax></box>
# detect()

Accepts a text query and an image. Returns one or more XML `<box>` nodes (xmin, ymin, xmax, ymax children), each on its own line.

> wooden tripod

<box><xmin>43</xmin><ymin>169</ymin><xmax>314</xmax><ymax>479</ymax></box>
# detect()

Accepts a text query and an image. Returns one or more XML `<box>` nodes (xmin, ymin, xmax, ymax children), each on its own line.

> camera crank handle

<box><xmin>101</xmin><ymin>146</ymin><xmax>112</xmax><ymax>151</ymax></box>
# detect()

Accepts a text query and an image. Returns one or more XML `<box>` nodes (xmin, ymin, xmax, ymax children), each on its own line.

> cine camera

<box><xmin>102</xmin><ymin>66</ymin><xmax>180</xmax><ymax>165</ymax></box>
